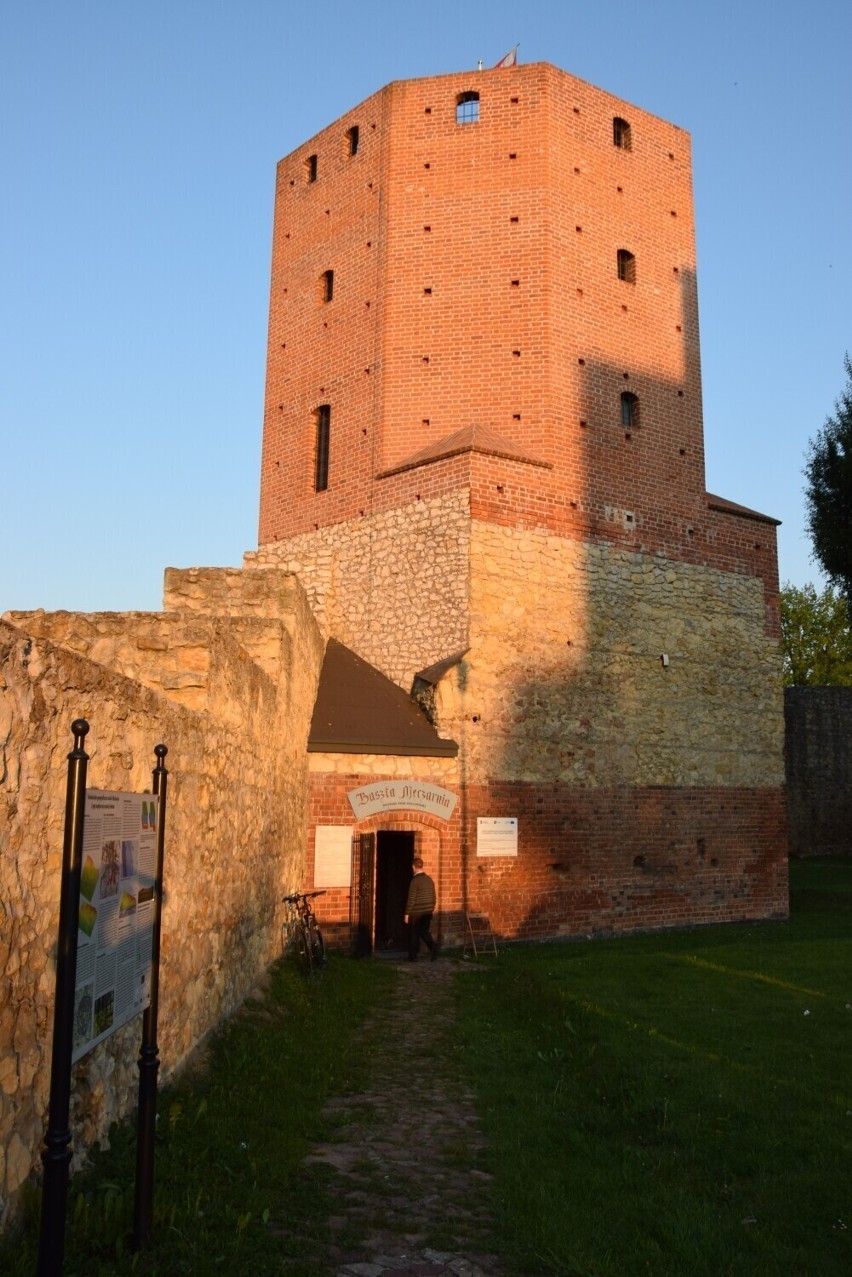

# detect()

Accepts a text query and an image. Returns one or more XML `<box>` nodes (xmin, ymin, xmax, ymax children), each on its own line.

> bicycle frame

<box><xmin>281</xmin><ymin>890</ymin><xmax>327</xmax><ymax>973</ymax></box>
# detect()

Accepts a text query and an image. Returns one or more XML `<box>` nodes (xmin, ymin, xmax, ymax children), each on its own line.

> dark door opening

<box><xmin>374</xmin><ymin>831</ymin><xmax>415</xmax><ymax>951</ymax></box>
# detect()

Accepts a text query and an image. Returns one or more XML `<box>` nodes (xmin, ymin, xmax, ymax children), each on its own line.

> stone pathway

<box><xmin>288</xmin><ymin>957</ymin><xmax>505</xmax><ymax>1277</ymax></box>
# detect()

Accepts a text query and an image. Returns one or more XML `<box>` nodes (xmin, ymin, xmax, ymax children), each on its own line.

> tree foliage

<box><xmin>779</xmin><ymin>582</ymin><xmax>852</xmax><ymax>686</ymax></box>
<box><xmin>804</xmin><ymin>354</ymin><xmax>852</xmax><ymax>604</ymax></box>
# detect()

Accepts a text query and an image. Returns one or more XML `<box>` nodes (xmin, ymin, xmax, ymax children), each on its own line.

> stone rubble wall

<box><xmin>785</xmin><ymin>686</ymin><xmax>852</xmax><ymax>857</ymax></box>
<box><xmin>0</xmin><ymin>569</ymin><xmax>323</xmax><ymax>1228</ymax></box>
<box><xmin>3</xmin><ymin>609</ymin><xmax>284</xmax><ymax>723</ymax></box>
<box><xmin>245</xmin><ymin>491</ymin><xmax>471</xmax><ymax>687</ymax></box>
<box><xmin>432</xmin><ymin>523</ymin><xmax>785</xmax><ymax>789</ymax></box>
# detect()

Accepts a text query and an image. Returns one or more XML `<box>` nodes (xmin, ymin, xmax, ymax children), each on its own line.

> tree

<box><xmin>779</xmin><ymin>582</ymin><xmax>852</xmax><ymax>686</ymax></box>
<box><xmin>804</xmin><ymin>355</ymin><xmax>852</xmax><ymax>606</ymax></box>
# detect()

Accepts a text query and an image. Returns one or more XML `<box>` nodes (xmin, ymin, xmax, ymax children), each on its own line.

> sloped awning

<box><xmin>706</xmin><ymin>492</ymin><xmax>781</xmax><ymax>526</ymax></box>
<box><xmin>308</xmin><ymin>639</ymin><xmax>459</xmax><ymax>756</ymax></box>
<box><xmin>376</xmin><ymin>423</ymin><xmax>552</xmax><ymax>479</ymax></box>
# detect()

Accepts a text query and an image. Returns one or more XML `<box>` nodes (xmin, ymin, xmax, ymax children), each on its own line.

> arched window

<box><xmin>321</xmin><ymin>269</ymin><xmax>334</xmax><ymax>303</ymax></box>
<box><xmin>613</xmin><ymin>117</ymin><xmax>632</xmax><ymax>151</ymax></box>
<box><xmin>456</xmin><ymin>91</ymin><xmax>480</xmax><ymax>124</ymax></box>
<box><xmin>617</xmin><ymin>249</ymin><xmax>636</xmax><ymax>283</ymax></box>
<box><xmin>621</xmin><ymin>392</ymin><xmax>639</xmax><ymax>429</ymax></box>
<box><xmin>315</xmin><ymin>405</ymin><xmax>330</xmax><ymax>491</ymax></box>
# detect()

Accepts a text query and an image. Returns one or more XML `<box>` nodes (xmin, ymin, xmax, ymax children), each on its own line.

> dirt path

<box><xmin>293</xmin><ymin>958</ymin><xmax>506</xmax><ymax>1277</ymax></box>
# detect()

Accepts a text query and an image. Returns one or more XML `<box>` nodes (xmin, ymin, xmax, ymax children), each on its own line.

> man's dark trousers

<box><xmin>408</xmin><ymin>912</ymin><xmax>437</xmax><ymax>961</ymax></box>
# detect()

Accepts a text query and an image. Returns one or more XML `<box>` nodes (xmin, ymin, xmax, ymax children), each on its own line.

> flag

<box><xmin>493</xmin><ymin>46</ymin><xmax>518</xmax><ymax>69</ymax></box>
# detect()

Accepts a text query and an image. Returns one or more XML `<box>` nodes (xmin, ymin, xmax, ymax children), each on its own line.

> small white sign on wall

<box><xmin>314</xmin><ymin>826</ymin><xmax>353</xmax><ymax>887</ymax></box>
<box><xmin>477</xmin><ymin>817</ymin><xmax>518</xmax><ymax>857</ymax></box>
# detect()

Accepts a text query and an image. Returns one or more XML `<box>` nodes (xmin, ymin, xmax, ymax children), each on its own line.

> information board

<box><xmin>72</xmin><ymin>790</ymin><xmax>158</xmax><ymax>1063</ymax></box>
<box><xmin>477</xmin><ymin>817</ymin><xmax>519</xmax><ymax>857</ymax></box>
<box><xmin>314</xmin><ymin>825</ymin><xmax>353</xmax><ymax>887</ymax></box>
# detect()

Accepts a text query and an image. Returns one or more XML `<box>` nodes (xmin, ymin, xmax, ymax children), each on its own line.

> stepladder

<box><xmin>463</xmin><ymin>911</ymin><xmax>498</xmax><ymax>958</ymax></box>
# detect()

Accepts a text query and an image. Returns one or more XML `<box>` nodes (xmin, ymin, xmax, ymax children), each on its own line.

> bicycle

<box><xmin>281</xmin><ymin>890</ymin><xmax>327</xmax><ymax>973</ymax></box>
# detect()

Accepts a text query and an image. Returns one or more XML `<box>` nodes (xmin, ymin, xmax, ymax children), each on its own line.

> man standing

<box><xmin>404</xmin><ymin>857</ymin><xmax>438</xmax><ymax>961</ymax></box>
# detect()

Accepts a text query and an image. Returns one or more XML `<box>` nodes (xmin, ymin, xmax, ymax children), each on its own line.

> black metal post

<box><xmin>37</xmin><ymin>719</ymin><xmax>89</xmax><ymax>1277</ymax></box>
<box><xmin>133</xmin><ymin>744</ymin><xmax>168</xmax><ymax>1249</ymax></box>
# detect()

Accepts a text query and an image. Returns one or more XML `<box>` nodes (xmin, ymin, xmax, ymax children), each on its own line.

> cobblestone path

<box><xmin>290</xmin><ymin>958</ymin><xmax>506</xmax><ymax>1277</ymax></box>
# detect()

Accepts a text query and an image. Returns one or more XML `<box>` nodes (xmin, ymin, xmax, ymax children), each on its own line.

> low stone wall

<box><xmin>785</xmin><ymin>686</ymin><xmax>852</xmax><ymax>857</ymax></box>
<box><xmin>0</xmin><ymin>570</ymin><xmax>323</xmax><ymax>1227</ymax></box>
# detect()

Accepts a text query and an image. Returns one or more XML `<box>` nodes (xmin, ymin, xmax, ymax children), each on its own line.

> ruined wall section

<box><xmin>0</xmin><ymin>574</ymin><xmax>323</xmax><ymax>1227</ymax></box>
<box><xmin>161</xmin><ymin>567</ymin><xmax>326</xmax><ymax>713</ymax></box>
<box><xmin>6</xmin><ymin>605</ymin><xmax>240</xmax><ymax>715</ymax></box>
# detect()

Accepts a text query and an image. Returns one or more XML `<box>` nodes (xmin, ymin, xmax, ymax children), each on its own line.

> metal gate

<box><xmin>350</xmin><ymin>832</ymin><xmax>375</xmax><ymax>956</ymax></box>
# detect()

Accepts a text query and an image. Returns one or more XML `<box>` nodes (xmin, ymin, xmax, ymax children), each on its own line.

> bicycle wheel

<box><xmin>309</xmin><ymin>923</ymin><xmax>326</xmax><ymax>970</ymax></box>
<box><xmin>298</xmin><ymin>922</ymin><xmax>314</xmax><ymax>974</ymax></box>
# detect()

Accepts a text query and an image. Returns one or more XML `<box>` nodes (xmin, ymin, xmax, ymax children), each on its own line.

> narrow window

<box><xmin>617</xmin><ymin>249</ymin><xmax>636</xmax><ymax>283</ymax></box>
<box><xmin>613</xmin><ymin>117</ymin><xmax>632</xmax><ymax>150</ymax></box>
<box><xmin>347</xmin><ymin>125</ymin><xmax>359</xmax><ymax>156</ymax></box>
<box><xmin>306</xmin><ymin>153</ymin><xmax>318</xmax><ymax>182</ymax></box>
<box><xmin>315</xmin><ymin>405</ymin><xmax>330</xmax><ymax>491</ymax></box>
<box><xmin>621</xmin><ymin>392</ymin><xmax>639</xmax><ymax>428</ymax></box>
<box><xmin>321</xmin><ymin>269</ymin><xmax>334</xmax><ymax>302</ymax></box>
<box><xmin>456</xmin><ymin>91</ymin><xmax>480</xmax><ymax>124</ymax></box>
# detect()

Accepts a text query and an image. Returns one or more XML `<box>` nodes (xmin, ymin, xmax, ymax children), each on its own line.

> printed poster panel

<box><xmin>477</xmin><ymin>817</ymin><xmax>519</xmax><ymax>857</ymax></box>
<box><xmin>72</xmin><ymin>789</ymin><xmax>159</xmax><ymax>1063</ymax></box>
<box><xmin>314</xmin><ymin>826</ymin><xmax>353</xmax><ymax>888</ymax></box>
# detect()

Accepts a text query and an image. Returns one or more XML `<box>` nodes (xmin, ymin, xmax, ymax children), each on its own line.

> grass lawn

<box><xmin>2</xmin><ymin>860</ymin><xmax>849</xmax><ymax>1275</ymax></box>
<box><xmin>1</xmin><ymin>955</ymin><xmax>394</xmax><ymax>1276</ymax></box>
<box><xmin>455</xmin><ymin>859</ymin><xmax>852</xmax><ymax>1275</ymax></box>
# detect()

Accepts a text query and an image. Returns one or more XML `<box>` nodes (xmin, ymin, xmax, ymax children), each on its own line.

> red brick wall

<box><xmin>259</xmin><ymin>63</ymin><xmax>779</xmax><ymax>627</ymax></box>
<box><xmin>261</xmin><ymin>65</ymin><xmax>700</xmax><ymax>537</ymax></box>
<box><xmin>306</xmin><ymin>771</ymin><xmax>788</xmax><ymax>949</ymax></box>
<box><xmin>259</xmin><ymin>83</ymin><xmax>390</xmax><ymax>543</ymax></box>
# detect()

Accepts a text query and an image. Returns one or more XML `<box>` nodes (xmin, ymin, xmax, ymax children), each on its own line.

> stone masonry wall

<box><xmin>0</xmin><ymin>570</ymin><xmax>323</xmax><ymax>1227</ymax></box>
<box><xmin>3</xmin><ymin>610</ymin><xmax>284</xmax><ymax>722</ymax></box>
<box><xmin>785</xmin><ymin>686</ymin><xmax>852</xmax><ymax>857</ymax></box>
<box><xmin>246</xmin><ymin>490</ymin><xmax>470</xmax><ymax>686</ymax></box>
<box><xmin>433</xmin><ymin>522</ymin><xmax>784</xmax><ymax>790</ymax></box>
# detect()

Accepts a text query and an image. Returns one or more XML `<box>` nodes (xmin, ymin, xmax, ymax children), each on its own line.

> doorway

<box><xmin>374</xmin><ymin>831</ymin><xmax>415</xmax><ymax>951</ymax></box>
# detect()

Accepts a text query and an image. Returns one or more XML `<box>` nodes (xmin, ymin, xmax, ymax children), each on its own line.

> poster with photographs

<box><xmin>72</xmin><ymin>789</ymin><xmax>159</xmax><ymax>1063</ymax></box>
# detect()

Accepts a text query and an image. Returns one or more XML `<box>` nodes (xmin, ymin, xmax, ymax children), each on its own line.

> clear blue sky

<box><xmin>2</xmin><ymin>0</ymin><xmax>849</xmax><ymax>613</ymax></box>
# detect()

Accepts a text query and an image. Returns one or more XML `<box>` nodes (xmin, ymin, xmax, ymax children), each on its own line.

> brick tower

<box><xmin>249</xmin><ymin>63</ymin><xmax>787</xmax><ymax>945</ymax></box>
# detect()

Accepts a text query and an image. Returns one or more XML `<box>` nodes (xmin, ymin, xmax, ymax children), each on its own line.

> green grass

<box><xmin>455</xmin><ymin>858</ymin><xmax>852</xmax><ymax>1275</ymax></box>
<box><xmin>4</xmin><ymin>863</ymin><xmax>851</xmax><ymax>1275</ymax></box>
<box><xmin>1</xmin><ymin>955</ymin><xmax>393</xmax><ymax>1276</ymax></box>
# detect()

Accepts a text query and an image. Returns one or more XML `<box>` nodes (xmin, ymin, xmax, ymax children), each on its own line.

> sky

<box><xmin>2</xmin><ymin>0</ymin><xmax>850</xmax><ymax>614</ymax></box>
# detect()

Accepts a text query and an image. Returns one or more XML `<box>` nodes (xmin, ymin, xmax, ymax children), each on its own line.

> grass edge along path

<box><xmin>454</xmin><ymin>858</ymin><xmax>852</xmax><ymax>1276</ymax></box>
<box><xmin>1</xmin><ymin>954</ymin><xmax>395</xmax><ymax>1276</ymax></box>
